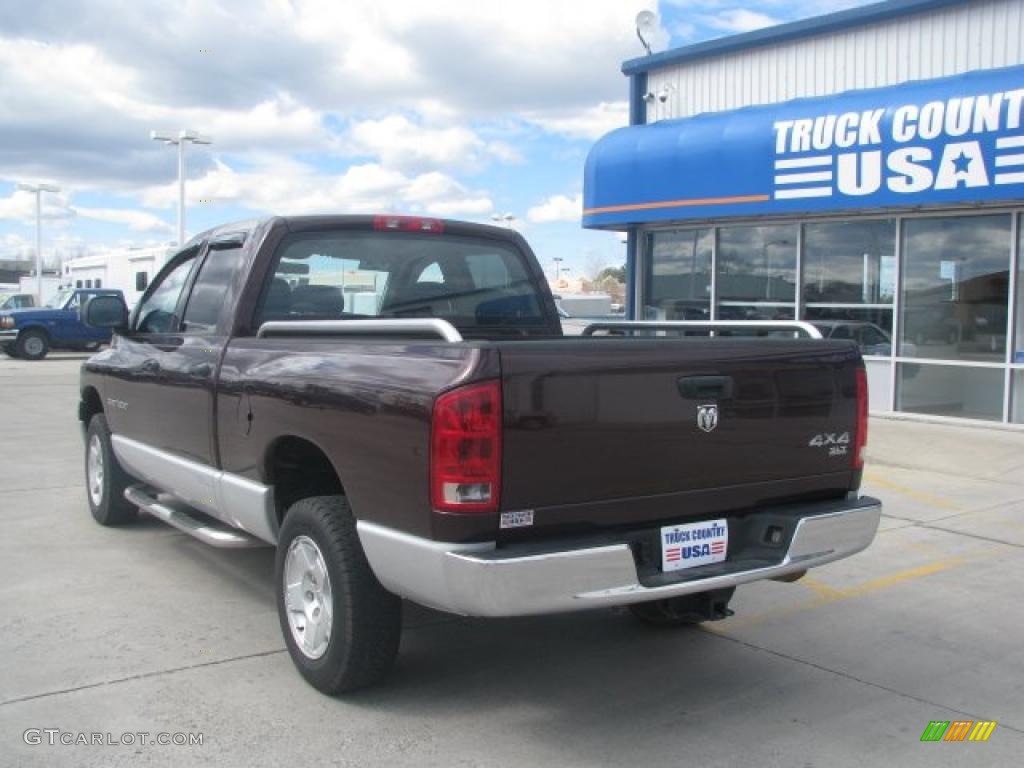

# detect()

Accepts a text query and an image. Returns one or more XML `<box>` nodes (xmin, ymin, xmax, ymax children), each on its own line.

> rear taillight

<box><xmin>430</xmin><ymin>380</ymin><xmax>501</xmax><ymax>513</ymax></box>
<box><xmin>373</xmin><ymin>215</ymin><xmax>444</xmax><ymax>233</ymax></box>
<box><xmin>853</xmin><ymin>367</ymin><xmax>868</xmax><ymax>469</ymax></box>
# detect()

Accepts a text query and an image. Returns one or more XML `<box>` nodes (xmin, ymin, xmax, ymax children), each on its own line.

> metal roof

<box><xmin>622</xmin><ymin>0</ymin><xmax>973</xmax><ymax>75</ymax></box>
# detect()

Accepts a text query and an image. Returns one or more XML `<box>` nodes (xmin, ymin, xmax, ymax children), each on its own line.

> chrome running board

<box><xmin>125</xmin><ymin>485</ymin><xmax>269</xmax><ymax>549</ymax></box>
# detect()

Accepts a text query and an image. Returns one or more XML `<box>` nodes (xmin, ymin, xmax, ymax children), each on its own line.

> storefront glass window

<box><xmin>717</xmin><ymin>224</ymin><xmax>797</xmax><ymax>318</ymax></box>
<box><xmin>1016</xmin><ymin>214</ymin><xmax>1024</xmax><ymax>366</ymax></box>
<box><xmin>1013</xmin><ymin>215</ymin><xmax>1024</xmax><ymax>423</ymax></box>
<box><xmin>803</xmin><ymin>219</ymin><xmax>896</xmax><ymax>305</ymax></box>
<box><xmin>1013</xmin><ymin>372</ymin><xmax>1024</xmax><ymax>424</ymax></box>
<box><xmin>897</xmin><ymin>363</ymin><xmax>1005</xmax><ymax>422</ymax></box>
<box><xmin>900</xmin><ymin>214</ymin><xmax>1011</xmax><ymax>363</ymax></box>
<box><xmin>643</xmin><ymin>229</ymin><xmax>712</xmax><ymax>320</ymax></box>
<box><xmin>804</xmin><ymin>307</ymin><xmax>895</xmax><ymax>355</ymax></box>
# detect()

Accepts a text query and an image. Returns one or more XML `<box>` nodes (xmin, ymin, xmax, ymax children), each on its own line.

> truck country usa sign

<box><xmin>582</xmin><ymin>64</ymin><xmax>1024</xmax><ymax>227</ymax></box>
<box><xmin>772</xmin><ymin>88</ymin><xmax>1024</xmax><ymax>200</ymax></box>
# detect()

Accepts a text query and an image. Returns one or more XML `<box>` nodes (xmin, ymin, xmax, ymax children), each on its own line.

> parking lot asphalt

<box><xmin>0</xmin><ymin>355</ymin><xmax>1022</xmax><ymax>767</ymax></box>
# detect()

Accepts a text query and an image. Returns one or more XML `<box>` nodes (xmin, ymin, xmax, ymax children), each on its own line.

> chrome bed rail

<box><xmin>581</xmin><ymin>320</ymin><xmax>823</xmax><ymax>339</ymax></box>
<box><xmin>256</xmin><ymin>318</ymin><xmax>464</xmax><ymax>342</ymax></box>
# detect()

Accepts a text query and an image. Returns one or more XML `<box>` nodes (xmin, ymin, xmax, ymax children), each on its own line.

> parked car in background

<box><xmin>901</xmin><ymin>305</ymin><xmax>962</xmax><ymax>346</ymax></box>
<box><xmin>0</xmin><ymin>288</ymin><xmax>124</xmax><ymax>360</ymax></box>
<box><xmin>0</xmin><ymin>293</ymin><xmax>35</xmax><ymax>311</ymax></box>
<box><xmin>811</xmin><ymin>320</ymin><xmax>910</xmax><ymax>357</ymax></box>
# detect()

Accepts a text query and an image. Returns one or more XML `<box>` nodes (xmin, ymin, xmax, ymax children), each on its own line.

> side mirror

<box><xmin>81</xmin><ymin>295</ymin><xmax>129</xmax><ymax>331</ymax></box>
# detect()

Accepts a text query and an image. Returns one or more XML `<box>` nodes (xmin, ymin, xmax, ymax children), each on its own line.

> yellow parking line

<box><xmin>811</xmin><ymin>559</ymin><xmax>964</xmax><ymax>600</ymax></box>
<box><xmin>707</xmin><ymin>558</ymin><xmax>966</xmax><ymax>631</ymax></box>
<box><xmin>797</xmin><ymin>577</ymin><xmax>846</xmax><ymax>600</ymax></box>
<box><xmin>862</xmin><ymin>470</ymin><xmax>961</xmax><ymax>512</ymax></box>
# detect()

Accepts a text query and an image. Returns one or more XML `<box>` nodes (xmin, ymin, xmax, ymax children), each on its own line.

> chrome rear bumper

<box><xmin>357</xmin><ymin>498</ymin><xmax>882</xmax><ymax>617</ymax></box>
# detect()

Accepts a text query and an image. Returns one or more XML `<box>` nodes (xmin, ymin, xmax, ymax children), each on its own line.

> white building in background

<box><xmin>61</xmin><ymin>245</ymin><xmax>172</xmax><ymax>307</ymax></box>
<box><xmin>15</xmin><ymin>275</ymin><xmax>61</xmax><ymax>305</ymax></box>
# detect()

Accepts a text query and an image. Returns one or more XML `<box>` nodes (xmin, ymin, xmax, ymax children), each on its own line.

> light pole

<box><xmin>490</xmin><ymin>213</ymin><xmax>515</xmax><ymax>229</ymax></box>
<box><xmin>17</xmin><ymin>182</ymin><xmax>61</xmax><ymax>304</ymax></box>
<box><xmin>553</xmin><ymin>257</ymin><xmax>564</xmax><ymax>283</ymax></box>
<box><xmin>150</xmin><ymin>129</ymin><xmax>212</xmax><ymax>247</ymax></box>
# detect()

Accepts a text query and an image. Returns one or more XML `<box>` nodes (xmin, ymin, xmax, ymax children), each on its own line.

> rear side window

<box><xmin>183</xmin><ymin>245</ymin><xmax>246</xmax><ymax>332</ymax></box>
<box><xmin>255</xmin><ymin>231</ymin><xmax>545</xmax><ymax>331</ymax></box>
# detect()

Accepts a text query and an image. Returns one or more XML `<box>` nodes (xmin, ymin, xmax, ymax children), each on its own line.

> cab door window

<box><xmin>134</xmin><ymin>253</ymin><xmax>198</xmax><ymax>334</ymax></box>
<box><xmin>182</xmin><ymin>244</ymin><xmax>246</xmax><ymax>333</ymax></box>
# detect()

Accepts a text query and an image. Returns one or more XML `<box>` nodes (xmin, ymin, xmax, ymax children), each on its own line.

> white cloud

<box><xmin>0</xmin><ymin>0</ymin><xmax>661</xmax><ymax>246</ymax></box>
<box><xmin>703</xmin><ymin>9</ymin><xmax>781</xmax><ymax>34</ymax></box>
<box><xmin>74</xmin><ymin>207</ymin><xmax>174</xmax><ymax>234</ymax></box>
<box><xmin>0</xmin><ymin>189</ymin><xmax>76</xmax><ymax>222</ymax></box>
<box><xmin>140</xmin><ymin>158</ymin><xmax>493</xmax><ymax>219</ymax></box>
<box><xmin>671</xmin><ymin>20</ymin><xmax>698</xmax><ymax>41</ymax></box>
<box><xmin>0</xmin><ymin>232</ymin><xmax>32</xmax><ymax>258</ymax></box>
<box><xmin>0</xmin><ymin>37</ymin><xmax>332</xmax><ymax>191</ymax></box>
<box><xmin>529</xmin><ymin>102</ymin><xmax>629</xmax><ymax>141</ymax></box>
<box><xmin>425</xmin><ymin>197</ymin><xmax>494</xmax><ymax>216</ymax></box>
<box><xmin>345</xmin><ymin>115</ymin><xmax>520</xmax><ymax>173</ymax></box>
<box><xmin>527</xmin><ymin>193</ymin><xmax>582</xmax><ymax>224</ymax></box>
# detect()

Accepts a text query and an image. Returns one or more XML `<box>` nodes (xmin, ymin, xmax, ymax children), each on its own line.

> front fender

<box><xmin>14</xmin><ymin>323</ymin><xmax>50</xmax><ymax>338</ymax></box>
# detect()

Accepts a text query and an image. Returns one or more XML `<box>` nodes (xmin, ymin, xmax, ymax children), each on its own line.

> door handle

<box><xmin>188</xmin><ymin>361</ymin><xmax>213</xmax><ymax>378</ymax></box>
<box><xmin>677</xmin><ymin>375</ymin><xmax>734</xmax><ymax>400</ymax></box>
<box><xmin>139</xmin><ymin>359</ymin><xmax>161</xmax><ymax>374</ymax></box>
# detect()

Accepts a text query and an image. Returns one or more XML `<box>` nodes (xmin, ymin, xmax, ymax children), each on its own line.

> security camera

<box><xmin>643</xmin><ymin>91</ymin><xmax>656</xmax><ymax>103</ymax></box>
<box><xmin>658</xmin><ymin>91</ymin><xmax>669</xmax><ymax>103</ymax></box>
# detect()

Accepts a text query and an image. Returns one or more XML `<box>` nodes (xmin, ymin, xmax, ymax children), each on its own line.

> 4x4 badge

<box><xmin>696</xmin><ymin>404</ymin><xmax>719</xmax><ymax>433</ymax></box>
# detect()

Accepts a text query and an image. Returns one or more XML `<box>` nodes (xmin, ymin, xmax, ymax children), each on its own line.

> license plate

<box><xmin>661</xmin><ymin>518</ymin><xmax>729</xmax><ymax>573</ymax></box>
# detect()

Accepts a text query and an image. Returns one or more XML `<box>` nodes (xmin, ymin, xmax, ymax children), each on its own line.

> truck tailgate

<box><xmin>498</xmin><ymin>337</ymin><xmax>862</xmax><ymax>538</ymax></box>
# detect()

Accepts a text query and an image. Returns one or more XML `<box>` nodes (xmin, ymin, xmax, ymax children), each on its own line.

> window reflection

<box><xmin>803</xmin><ymin>220</ymin><xmax>895</xmax><ymax>304</ymax></box>
<box><xmin>804</xmin><ymin>307</ymin><xmax>894</xmax><ymax>356</ymax></box>
<box><xmin>900</xmin><ymin>215</ymin><xmax>1010</xmax><ymax>362</ymax></box>
<box><xmin>717</xmin><ymin>225</ymin><xmax>797</xmax><ymax>310</ymax></box>
<box><xmin>643</xmin><ymin>229</ymin><xmax>712</xmax><ymax>320</ymax></box>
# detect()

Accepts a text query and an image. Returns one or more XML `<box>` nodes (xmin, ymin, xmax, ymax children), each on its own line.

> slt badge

<box><xmin>696</xmin><ymin>404</ymin><xmax>719</xmax><ymax>433</ymax></box>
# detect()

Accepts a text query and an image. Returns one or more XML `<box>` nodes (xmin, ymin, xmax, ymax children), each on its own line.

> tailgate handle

<box><xmin>677</xmin><ymin>375</ymin><xmax>734</xmax><ymax>400</ymax></box>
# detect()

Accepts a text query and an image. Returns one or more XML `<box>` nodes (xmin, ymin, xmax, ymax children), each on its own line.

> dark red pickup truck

<box><xmin>79</xmin><ymin>214</ymin><xmax>880</xmax><ymax>693</ymax></box>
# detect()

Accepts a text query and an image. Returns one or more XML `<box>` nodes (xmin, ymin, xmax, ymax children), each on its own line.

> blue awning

<box><xmin>583</xmin><ymin>64</ymin><xmax>1024</xmax><ymax>229</ymax></box>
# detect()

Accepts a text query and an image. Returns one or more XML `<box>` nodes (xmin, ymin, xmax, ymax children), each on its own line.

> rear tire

<box><xmin>276</xmin><ymin>495</ymin><xmax>402</xmax><ymax>694</ymax></box>
<box><xmin>16</xmin><ymin>329</ymin><xmax>49</xmax><ymax>360</ymax></box>
<box><xmin>85</xmin><ymin>413</ymin><xmax>137</xmax><ymax>526</ymax></box>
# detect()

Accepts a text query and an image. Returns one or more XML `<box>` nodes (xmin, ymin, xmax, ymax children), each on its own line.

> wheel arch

<box><xmin>263</xmin><ymin>434</ymin><xmax>347</xmax><ymax>526</ymax></box>
<box><xmin>18</xmin><ymin>324</ymin><xmax>50</xmax><ymax>341</ymax></box>
<box><xmin>79</xmin><ymin>385</ymin><xmax>104</xmax><ymax>427</ymax></box>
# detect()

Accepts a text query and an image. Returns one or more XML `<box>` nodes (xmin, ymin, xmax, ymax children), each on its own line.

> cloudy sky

<box><xmin>0</xmin><ymin>0</ymin><xmax>871</xmax><ymax>277</ymax></box>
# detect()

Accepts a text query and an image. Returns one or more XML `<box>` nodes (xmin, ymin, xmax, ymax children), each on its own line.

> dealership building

<box><xmin>583</xmin><ymin>0</ymin><xmax>1024</xmax><ymax>425</ymax></box>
